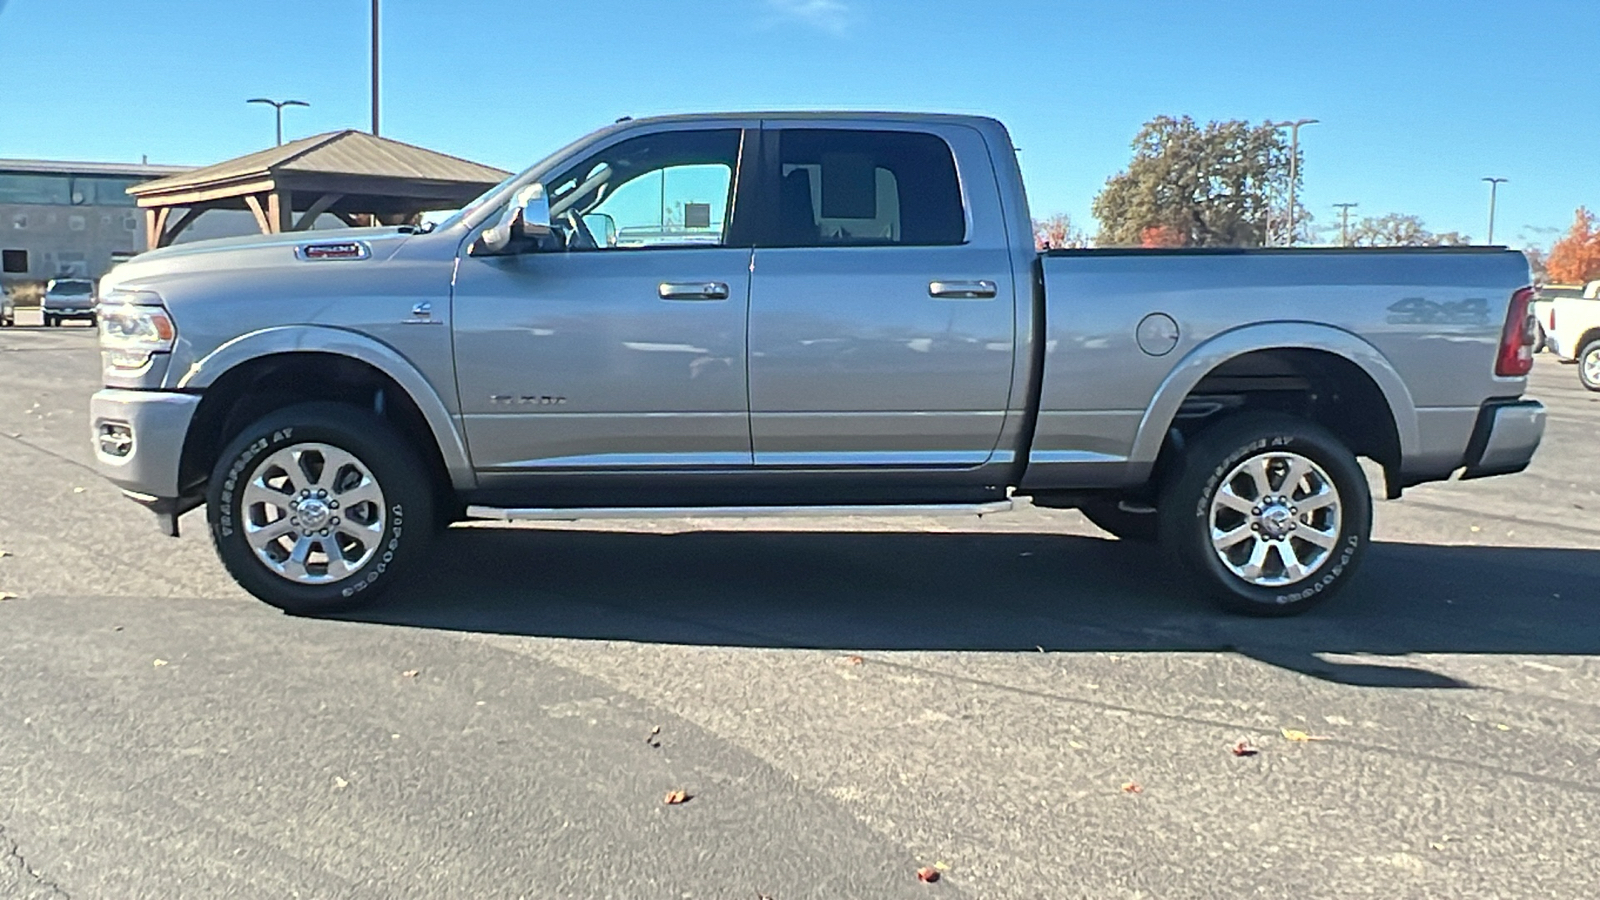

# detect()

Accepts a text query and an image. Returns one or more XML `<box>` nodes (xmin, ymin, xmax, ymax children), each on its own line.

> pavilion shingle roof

<box><xmin>130</xmin><ymin>130</ymin><xmax>508</xmax><ymax>196</ymax></box>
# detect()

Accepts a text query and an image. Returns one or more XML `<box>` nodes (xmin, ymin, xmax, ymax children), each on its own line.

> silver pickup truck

<box><xmin>89</xmin><ymin>112</ymin><xmax>1545</xmax><ymax>616</ymax></box>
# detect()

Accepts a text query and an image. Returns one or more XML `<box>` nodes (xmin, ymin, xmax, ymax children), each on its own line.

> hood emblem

<box><xmin>297</xmin><ymin>241</ymin><xmax>370</xmax><ymax>261</ymax></box>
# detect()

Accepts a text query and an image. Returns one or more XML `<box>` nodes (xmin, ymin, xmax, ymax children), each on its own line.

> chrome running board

<box><xmin>465</xmin><ymin>500</ymin><xmax>1013</xmax><ymax>522</ymax></box>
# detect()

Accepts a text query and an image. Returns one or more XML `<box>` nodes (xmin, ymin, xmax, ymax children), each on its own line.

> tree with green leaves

<box><xmin>1092</xmin><ymin>116</ymin><xmax>1300</xmax><ymax>248</ymax></box>
<box><xmin>1346</xmin><ymin>214</ymin><xmax>1470</xmax><ymax>247</ymax></box>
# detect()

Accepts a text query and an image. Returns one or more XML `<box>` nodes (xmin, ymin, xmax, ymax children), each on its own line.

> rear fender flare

<box><xmin>1131</xmin><ymin>322</ymin><xmax>1419</xmax><ymax>465</ymax></box>
<box><xmin>177</xmin><ymin>325</ymin><xmax>475</xmax><ymax>490</ymax></box>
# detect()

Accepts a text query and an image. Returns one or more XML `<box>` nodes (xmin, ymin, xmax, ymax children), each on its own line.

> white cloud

<box><xmin>764</xmin><ymin>0</ymin><xmax>853</xmax><ymax>36</ymax></box>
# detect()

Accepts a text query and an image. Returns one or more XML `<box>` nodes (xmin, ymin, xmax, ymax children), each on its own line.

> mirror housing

<box><xmin>476</xmin><ymin>183</ymin><xmax>552</xmax><ymax>255</ymax></box>
<box><xmin>517</xmin><ymin>183</ymin><xmax>552</xmax><ymax>240</ymax></box>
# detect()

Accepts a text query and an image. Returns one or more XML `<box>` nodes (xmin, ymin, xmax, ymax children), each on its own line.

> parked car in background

<box><xmin>1542</xmin><ymin>280</ymin><xmax>1600</xmax><ymax>390</ymax></box>
<box><xmin>42</xmin><ymin>278</ymin><xmax>98</xmax><ymax>327</ymax></box>
<box><xmin>1531</xmin><ymin>283</ymin><xmax>1587</xmax><ymax>352</ymax></box>
<box><xmin>0</xmin><ymin>289</ymin><xmax>14</xmax><ymax>327</ymax></box>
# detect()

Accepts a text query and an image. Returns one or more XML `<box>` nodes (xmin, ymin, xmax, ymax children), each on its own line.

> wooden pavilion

<box><xmin>129</xmin><ymin>130</ymin><xmax>510</xmax><ymax>249</ymax></box>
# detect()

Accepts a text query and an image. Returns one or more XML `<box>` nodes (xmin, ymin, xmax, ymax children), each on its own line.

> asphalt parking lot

<box><xmin>1</xmin><ymin>312</ymin><xmax>1597</xmax><ymax>899</ymax></box>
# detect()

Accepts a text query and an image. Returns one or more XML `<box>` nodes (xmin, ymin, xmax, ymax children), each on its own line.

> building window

<box><xmin>2</xmin><ymin>249</ymin><xmax>27</xmax><ymax>273</ymax></box>
<box><xmin>0</xmin><ymin>174</ymin><xmax>73</xmax><ymax>205</ymax></box>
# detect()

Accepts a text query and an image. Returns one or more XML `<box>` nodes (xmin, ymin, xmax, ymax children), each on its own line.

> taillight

<box><xmin>1495</xmin><ymin>286</ymin><xmax>1536</xmax><ymax>377</ymax></box>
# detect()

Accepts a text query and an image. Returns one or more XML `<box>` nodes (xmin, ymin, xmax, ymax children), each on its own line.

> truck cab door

<box><xmin>451</xmin><ymin>126</ymin><xmax>758</xmax><ymax>489</ymax></box>
<box><xmin>746</xmin><ymin>122</ymin><xmax>1018</xmax><ymax>472</ymax></box>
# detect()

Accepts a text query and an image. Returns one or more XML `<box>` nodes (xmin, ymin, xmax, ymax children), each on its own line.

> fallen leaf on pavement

<box><xmin>1120</xmin><ymin>781</ymin><xmax>1143</xmax><ymax>793</ymax></box>
<box><xmin>1231</xmin><ymin>740</ymin><xmax>1259</xmax><ymax>757</ymax></box>
<box><xmin>1067</xmin><ymin>740</ymin><xmax>1087</xmax><ymax>750</ymax></box>
<box><xmin>663</xmin><ymin>789</ymin><xmax>691</xmax><ymax>805</ymax></box>
<box><xmin>841</xmin><ymin>655</ymin><xmax>864</xmax><ymax>666</ymax></box>
<box><xmin>333</xmin><ymin>776</ymin><xmax>349</xmax><ymax>790</ymax></box>
<box><xmin>152</xmin><ymin>658</ymin><xmax>168</xmax><ymax>667</ymax></box>
<box><xmin>401</xmin><ymin>669</ymin><xmax>420</xmax><ymax>678</ymax></box>
<box><xmin>1281</xmin><ymin>728</ymin><xmax>1329</xmax><ymax>742</ymax></box>
<box><xmin>72</xmin><ymin>487</ymin><xmax>85</xmax><ymax>494</ymax></box>
<box><xmin>916</xmin><ymin>866</ymin><xmax>940</xmax><ymax>883</ymax></box>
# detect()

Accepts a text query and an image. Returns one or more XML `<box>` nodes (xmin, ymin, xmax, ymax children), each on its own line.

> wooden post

<box><xmin>144</xmin><ymin>207</ymin><xmax>171</xmax><ymax>251</ymax></box>
<box><xmin>243</xmin><ymin>194</ymin><xmax>272</xmax><ymax>234</ymax></box>
<box><xmin>267</xmin><ymin>190</ymin><xmax>293</xmax><ymax>234</ymax></box>
<box><xmin>160</xmin><ymin>206</ymin><xmax>209</xmax><ymax>247</ymax></box>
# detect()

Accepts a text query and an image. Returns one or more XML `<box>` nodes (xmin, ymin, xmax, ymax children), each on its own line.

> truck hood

<box><xmin>100</xmin><ymin>226</ymin><xmax>420</xmax><ymax>296</ymax></box>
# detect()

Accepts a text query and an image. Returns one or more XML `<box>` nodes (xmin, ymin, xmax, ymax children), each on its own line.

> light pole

<box><xmin>1333</xmin><ymin>202</ymin><xmax>1358</xmax><ymax>246</ymax></box>
<box><xmin>1271</xmin><ymin>118</ymin><xmax>1318</xmax><ymax>245</ymax></box>
<box><xmin>247</xmin><ymin>98</ymin><xmax>309</xmax><ymax>146</ymax></box>
<box><xmin>371</xmin><ymin>0</ymin><xmax>381</xmax><ymax>136</ymax></box>
<box><xmin>1482</xmin><ymin>177</ymin><xmax>1508</xmax><ymax>245</ymax></box>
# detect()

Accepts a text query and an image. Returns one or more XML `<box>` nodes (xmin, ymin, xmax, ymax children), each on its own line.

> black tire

<box><xmin>44</xmin><ymin>315</ymin><xmax>56</xmax><ymax>327</ymax></box>
<box><xmin>1080</xmin><ymin>499</ymin><xmax>1158</xmax><ymax>542</ymax></box>
<box><xmin>1158</xmin><ymin>413</ymin><xmax>1371</xmax><ymax>616</ymax></box>
<box><xmin>207</xmin><ymin>402</ymin><xmax>434</xmax><ymax>615</ymax></box>
<box><xmin>1532</xmin><ymin>320</ymin><xmax>1547</xmax><ymax>354</ymax></box>
<box><xmin>1580</xmin><ymin>340</ymin><xmax>1600</xmax><ymax>392</ymax></box>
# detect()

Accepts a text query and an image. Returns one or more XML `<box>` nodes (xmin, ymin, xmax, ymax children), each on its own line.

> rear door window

<box><xmin>764</xmin><ymin>129</ymin><xmax>966</xmax><ymax>248</ymax></box>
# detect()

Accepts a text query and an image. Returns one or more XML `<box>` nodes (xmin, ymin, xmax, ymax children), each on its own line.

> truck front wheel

<box><xmin>1158</xmin><ymin>413</ymin><xmax>1371</xmax><ymax>616</ymax></box>
<box><xmin>1579</xmin><ymin>339</ymin><xmax>1600</xmax><ymax>392</ymax></box>
<box><xmin>206</xmin><ymin>402</ymin><xmax>434</xmax><ymax>615</ymax></box>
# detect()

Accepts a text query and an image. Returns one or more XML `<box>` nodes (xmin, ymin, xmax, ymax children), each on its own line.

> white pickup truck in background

<box><xmin>1538</xmin><ymin>280</ymin><xmax>1600</xmax><ymax>390</ymax></box>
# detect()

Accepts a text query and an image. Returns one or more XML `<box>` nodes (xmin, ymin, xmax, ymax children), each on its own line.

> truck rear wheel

<box><xmin>1159</xmin><ymin>413</ymin><xmax>1371</xmax><ymax>616</ymax></box>
<box><xmin>206</xmin><ymin>402</ymin><xmax>433</xmax><ymax>615</ymax></box>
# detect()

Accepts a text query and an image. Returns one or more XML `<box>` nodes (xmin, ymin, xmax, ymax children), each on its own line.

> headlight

<box><xmin>98</xmin><ymin>291</ymin><xmax>176</xmax><ymax>371</ymax></box>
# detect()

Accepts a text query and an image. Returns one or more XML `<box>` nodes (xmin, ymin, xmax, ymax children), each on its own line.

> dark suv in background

<box><xmin>42</xmin><ymin>278</ymin><xmax>97</xmax><ymax>327</ymax></box>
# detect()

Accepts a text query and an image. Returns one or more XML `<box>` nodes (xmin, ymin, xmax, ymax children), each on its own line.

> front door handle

<box><xmin>929</xmin><ymin>280</ymin><xmax>998</xmax><ymax>300</ymax></box>
<box><xmin>659</xmin><ymin>281</ymin><xmax>730</xmax><ymax>301</ymax></box>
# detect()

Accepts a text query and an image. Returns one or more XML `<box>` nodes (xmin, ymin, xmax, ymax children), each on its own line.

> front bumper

<box><xmin>1461</xmin><ymin>398</ymin><xmax>1545</xmax><ymax>480</ymax></box>
<box><xmin>91</xmin><ymin>388</ymin><xmax>201</xmax><ymax>510</ymax></box>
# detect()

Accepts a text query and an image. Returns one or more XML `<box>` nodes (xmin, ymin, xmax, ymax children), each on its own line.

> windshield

<box><xmin>50</xmin><ymin>281</ymin><xmax>93</xmax><ymax>296</ymax></box>
<box><xmin>431</xmin><ymin>124</ymin><xmax>622</xmax><ymax>233</ymax></box>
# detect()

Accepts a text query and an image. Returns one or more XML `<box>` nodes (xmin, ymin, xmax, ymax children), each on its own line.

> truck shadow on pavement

<box><xmin>339</xmin><ymin>527</ymin><xmax>1600</xmax><ymax>689</ymax></box>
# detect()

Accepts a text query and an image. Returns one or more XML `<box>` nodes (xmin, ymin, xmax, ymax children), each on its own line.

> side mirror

<box><xmin>476</xmin><ymin>183</ymin><xmax>552</xmax><ymax>255</ymax></box>
<box><xmin>517</xmin><ymin>183</ymin><xmax>552</xmax><ymax>240</ymax></box>
<box><xmin>582</xmin><ymin>213</ymin><xmax>618</xmax><ymax>248</ymax></box>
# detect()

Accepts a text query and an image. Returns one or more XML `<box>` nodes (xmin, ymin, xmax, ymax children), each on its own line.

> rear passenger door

<box><xmin>746</xmin><ymin>122</ymin><xmax>1017</xmax><ymax>468</ymax></box>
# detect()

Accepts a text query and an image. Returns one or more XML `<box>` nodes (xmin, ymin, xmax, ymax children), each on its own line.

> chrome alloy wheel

<box><xmin>1584</xmin><ymin>346</ymin><xmax>1600</xmax><ymax>386</ymax></box>
<box><xmin>239</xmin><ymin>442</ymin><xmax>387</xmax><ymax>585</ymax></box>
<box><xmin>1208</xmin><ymin>451</ymin><xmax>1342</xmax><ymax>588</ymax></box>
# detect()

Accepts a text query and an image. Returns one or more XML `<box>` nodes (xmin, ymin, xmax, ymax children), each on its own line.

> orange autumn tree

<box><xmin>1546</xmin><ymin>207</ymin><xmax>1600</xmax><ymax>284</ymax></box>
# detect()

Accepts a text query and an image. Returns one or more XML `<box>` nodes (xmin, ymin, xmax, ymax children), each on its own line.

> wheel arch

<box><xmin>1132</xmin><ymin>323</ymin><xmax>1419</xmax><ymax>469</ymax></box>
<box><xmin>177</xmin><ymin>326</ymin><xmax>474</xmax><ymax>494</ymax></box>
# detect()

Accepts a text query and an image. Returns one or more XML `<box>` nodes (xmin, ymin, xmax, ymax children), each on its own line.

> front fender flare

<box><xmin>1130</xmin><ymin>322</ymin><xmax>1420</xmax><ymax>465</ymax></box>
<box><xmin>177</xmin><ymin>325</ymin><xmax>475</xmax><ymax>490</ymax></box>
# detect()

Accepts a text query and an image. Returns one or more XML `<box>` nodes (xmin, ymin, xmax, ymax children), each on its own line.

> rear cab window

<box><xmin>764</xmin><ymin>129</ymin><xmax>967</xmax><ymax>248</ymax></box>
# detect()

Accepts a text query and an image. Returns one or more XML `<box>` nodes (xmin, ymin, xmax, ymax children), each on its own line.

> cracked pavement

<box><xmin>1</xmin><ymin>316</ymin><xmax>1598</xmax><ymax>898</ymax></box>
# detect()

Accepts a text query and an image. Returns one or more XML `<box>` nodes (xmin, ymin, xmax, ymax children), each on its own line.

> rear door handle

<box><xmin>929</xmin><ymin>280</ymin><xmax>998</xmax><ymax>300</ymax></box>
<box><xmin>659</xmin><ymin>281</ymin><xmax>730</xmax><ymax>301</ymax></box>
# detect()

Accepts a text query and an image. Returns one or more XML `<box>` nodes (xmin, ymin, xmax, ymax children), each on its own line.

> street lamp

<box><xmin>1333</xmin><ymin>202</ymin><xmax>1358</xmax><ymax>246</ymax></box>
<box><xmin>1482</xmin><ymin>177</ymin><xmax>1508</xmax><ymax>245</ymax></box>
<box><xmin>247</xmin><ymin>98</ymin><xmax>309</xmax><ymax>146</ymax></box>
<box><xmin>1270</xmin><ymin>118</ymin><xmax>1319</xmax><ymax>245</ymax></box>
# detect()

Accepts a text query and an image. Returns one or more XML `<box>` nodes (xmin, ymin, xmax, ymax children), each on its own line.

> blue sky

<box><xmin>0</xmin><ymin>0</ymin><xmax>1592</xmax><ymax>248</ymax></box>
